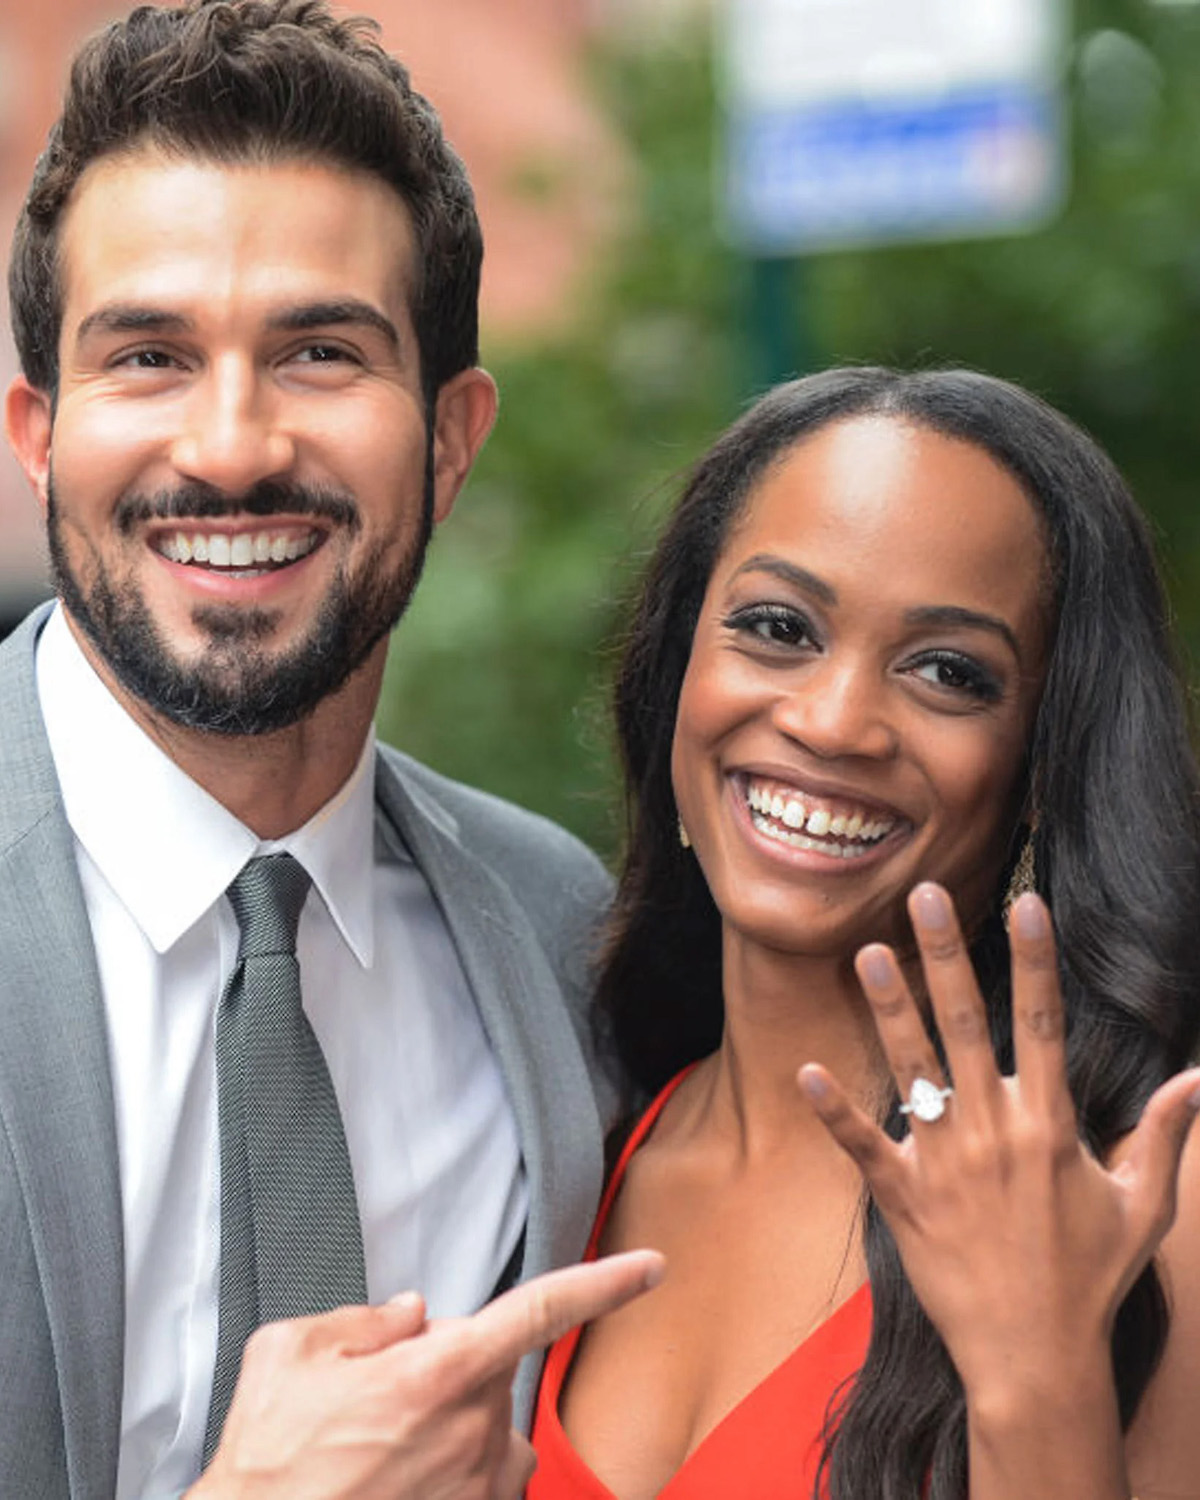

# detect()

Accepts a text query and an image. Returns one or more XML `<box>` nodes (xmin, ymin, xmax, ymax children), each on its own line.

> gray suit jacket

<box><xmin>0</xmin><ymin>605</ymin><xmax>615</xmax><ymax>1500</ymax></box>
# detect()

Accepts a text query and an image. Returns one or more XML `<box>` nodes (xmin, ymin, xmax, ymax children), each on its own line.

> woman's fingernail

<box><xmin>799</xmin><ymin>1066</ymin><xmax>829</xmax><ymax>1102</ymax></box>
<box><xmin>1012</xmin><ymin>892</ymin><xmax>1048</xmax><ymax>940</ymax></box>
<box><xmin>912</xmin><ymin>883</ymin><xmax>951</xmax><ymax>929</ymax></box>
<box><xmin>859</xmin><ymin>946</ymin><xmax>893</xmax><ymax>988</ymax></box>
<box><xmin>387</xmin><ymin>1290</ymin><xmax>422</xmax><ymax>1311</ymax></box>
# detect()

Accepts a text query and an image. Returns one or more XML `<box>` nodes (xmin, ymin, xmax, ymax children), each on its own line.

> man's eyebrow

<box><xmin>904</xmin><ymin>605</ymin><xmax>1020</xmax><ymax>658</ymax></box>
<box><xmin>731</xmin><ymin>554</ymin><xmax>838</xmax><ymax>608</ymax></box>
<box><xmin>73</xmin><ymin>300</ymin><xmax>403</xmax><ymax>355</ymax></box>
<box><xmin>75</xmin><ymin>305</ymin><xmax>194</xmax><ymax>342</ymax></box>
<box><xmin>267</xmin><ymin>300</ymin><xmax>400</xmax><ymax>353</ymax></box>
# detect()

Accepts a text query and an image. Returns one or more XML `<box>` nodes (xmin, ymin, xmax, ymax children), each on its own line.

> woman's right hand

<box><xmin>798</xmin><ymin>882</ymin><xmax>1200</xmax><ymax>1496</ymax></box>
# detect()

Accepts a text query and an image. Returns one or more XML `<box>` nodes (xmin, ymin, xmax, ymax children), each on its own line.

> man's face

<box><xmin>9</xmin><ymin>148</ymin><xmax>492</xmax><ymax>735</ymax></box>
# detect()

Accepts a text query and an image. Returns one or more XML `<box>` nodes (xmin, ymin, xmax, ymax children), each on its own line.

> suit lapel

<box><xmin>0</xmin><ymin>610</ymin><xmax>124</xmax><ymax>1500</ymax></box>
<box><xmin>372</xmin><ymin>757</ymin><xmax>604</xmax><ymax>1286</ymax></box>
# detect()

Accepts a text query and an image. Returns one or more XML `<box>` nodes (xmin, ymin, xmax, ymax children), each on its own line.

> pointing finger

<box><xmin>459</xmin><ymin>1249</ymin><xmax>666</xmax><ymax>1387</ymax></box>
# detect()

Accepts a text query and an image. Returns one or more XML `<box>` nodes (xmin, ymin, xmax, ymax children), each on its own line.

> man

<box><xmin>0</xmin><ymin>3</ymin><xmax>659</xmax><ymax>1498</ymax></box>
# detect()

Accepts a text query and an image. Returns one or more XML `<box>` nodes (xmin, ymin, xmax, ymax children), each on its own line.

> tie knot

<box><xmin>227</xmin><ymin>854</ymin><xmax>312</xmax><ymax>958</ymax></box>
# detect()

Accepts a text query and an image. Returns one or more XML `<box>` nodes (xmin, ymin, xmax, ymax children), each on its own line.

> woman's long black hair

<box><xmin>595</xmin><ymin>368</ymin><xmax>1200</xmax><ymax>1499</ymax></box>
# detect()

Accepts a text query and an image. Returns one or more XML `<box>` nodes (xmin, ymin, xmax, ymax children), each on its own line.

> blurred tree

<box><xmin>379</xmin><ymin>0</ymin><xmax>1200</xmax><ymax>858</ymax></box>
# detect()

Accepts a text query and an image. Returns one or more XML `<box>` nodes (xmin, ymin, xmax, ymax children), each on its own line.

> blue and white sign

<box><xmin>721</xmin><ymin>0</ymin><xmax>1069</xmax><ymax>253</ymax></box>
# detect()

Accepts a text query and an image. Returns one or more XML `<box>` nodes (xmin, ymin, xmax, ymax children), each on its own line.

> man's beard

<box><xmin>47</xmin><ymin>470</ymin><xmax>433</xmax><ymax>737</ymax></box>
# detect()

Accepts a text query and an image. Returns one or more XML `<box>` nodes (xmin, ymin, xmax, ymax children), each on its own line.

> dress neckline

<box><xmin>538</xmin><ymin>1066</ymin><xmax>872</xmax><ymax>1499</ymax></box>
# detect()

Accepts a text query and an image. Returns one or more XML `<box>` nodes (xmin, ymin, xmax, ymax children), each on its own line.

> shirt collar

<box><xmin>35</xmin><ymin>605</ymin><xmax>376</xmax><ymax>966</ymax></box>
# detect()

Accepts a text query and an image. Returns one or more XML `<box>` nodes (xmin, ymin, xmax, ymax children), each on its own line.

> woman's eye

<box><xmin>724</xmin><ymin>604</ymin><xmax>818</xmax><ymax>649</ymax></box>
<box><xmin>908</xmin><ymin>651</ymin><xmax>1001</xmax><ymax>702</ymax></box>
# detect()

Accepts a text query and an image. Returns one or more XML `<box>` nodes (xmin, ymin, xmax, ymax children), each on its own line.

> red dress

<box><xmin>530</xmin><ymin>1071</ymin><xmax>873</xmax><ymax>1499</ymax></box>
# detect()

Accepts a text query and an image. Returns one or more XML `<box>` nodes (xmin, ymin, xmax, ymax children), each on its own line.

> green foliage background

<box><xmin>378</xmin><ymin>0</ymin><xmax>1200</xmax><ymax>861</ymax></box>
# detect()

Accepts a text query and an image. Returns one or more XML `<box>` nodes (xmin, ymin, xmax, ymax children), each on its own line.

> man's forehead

<box><xmin>57</xmin><ymin>145</ymin><xmax>419</xmax><ymax>321</ymax></box>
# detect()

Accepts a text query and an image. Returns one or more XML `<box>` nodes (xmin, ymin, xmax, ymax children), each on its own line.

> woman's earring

<box><xmin>678</xmin><ymin>817</ymin><xmax>691</xmax><ymax>849</ymax></box>
<box><xmin>1003</xmin><ymin>828</ymin><xmax>1037</xmax><ymax>919</ymax></box>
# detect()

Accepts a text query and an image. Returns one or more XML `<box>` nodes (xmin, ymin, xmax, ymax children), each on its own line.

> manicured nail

<box><xmin>1189</xmin><ymin>1081</ymin><xmax>1200</xmax><ymax>1112</ymax></box>
<box><xmin>798</xmin><ymin>1065</ymin><xmax>830</xmax><ymax>1102</ymax></box>
<box><xmin>912</xmin><ymin>883</ymin><xmax>951</xmax><ymax>929</ymax></box>
<box><xmin>858</xmin><ymin>945</ymin><xmax>893</xmax><ymax>989</ymax></box>
<box><xmin>1011</xmin><ymin>892</ymin><xmax>1048</xmax><ymax>940</ymax></box>
<box><xmin>387</xmin><ymin>1290</ymin><xmax>422</xmax><ymax>1311</ymax></box>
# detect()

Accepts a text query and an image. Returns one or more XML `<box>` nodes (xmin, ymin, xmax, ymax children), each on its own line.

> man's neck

<box><xmin>65</xmin><ymin>615</ymin><xmax>386</xmax><ymax>839</ymax></box>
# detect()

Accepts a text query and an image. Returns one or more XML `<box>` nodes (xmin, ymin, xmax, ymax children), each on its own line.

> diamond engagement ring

<box><xmin>899</xmin><ymin>1077</ymin><xmax>954</xmax><ymax>1123</ymax></box>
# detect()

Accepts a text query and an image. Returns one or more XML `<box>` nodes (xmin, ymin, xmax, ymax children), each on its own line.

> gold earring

<box><xmin>1003</xmin><ymin>830</ymin><xmax>1037</xmax><ymax>919</ymax></box>
<box><xmin>678</xmin><ymin>817</ymin><xmax>691</xmax><ymax>849</ymax></box>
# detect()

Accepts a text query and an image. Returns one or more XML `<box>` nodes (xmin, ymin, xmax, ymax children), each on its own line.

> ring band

<box><xmin>899</xmin><ymin>1077</ymin><xmax>954</xmax><ymax>1123</ymax></box>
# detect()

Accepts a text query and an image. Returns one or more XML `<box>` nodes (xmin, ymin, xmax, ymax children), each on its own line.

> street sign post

<box><xmin>721</xmin><ymin>0</ymin><xmax>1069</xmax><ymax>254</ymax></box>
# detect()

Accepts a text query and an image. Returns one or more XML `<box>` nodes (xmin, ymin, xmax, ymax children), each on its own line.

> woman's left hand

<box><xmin>798</xmin><ymin>881</ymin><xmax>1200</xmax><ymax>1409</ymax></box>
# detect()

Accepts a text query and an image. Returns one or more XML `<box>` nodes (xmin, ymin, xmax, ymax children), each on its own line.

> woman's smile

<box><xmin>671</xmin><ymin>413</ymin><xmax>1050</xmax><ymax>956</ymax></box>
<box><xmin>733</xmin><ymin>770</ymin><xmax>908</xmax><ymax>864</ymax></box>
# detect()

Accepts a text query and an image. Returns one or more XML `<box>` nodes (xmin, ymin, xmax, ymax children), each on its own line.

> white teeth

<box><xmin>157</xmin><ymin>528</ymin><xmax>320</xmax><ymax>569</ymax></box>
<box><xmin>751</xmin><ymin>812</ymin><xmax>874</xmax><ymax>858</ymax></box>
<box><xmin>745</xmin><ymin>780</ymin><xmax>894</xmax><ymax>849</ymax></box>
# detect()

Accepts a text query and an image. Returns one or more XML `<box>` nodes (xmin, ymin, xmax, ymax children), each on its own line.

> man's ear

<box><xmin>5</xmin><ymin>376</ymin><xmax>53</xmax><ymax>511</ymax></box>
<box><xmin>429</xmin><ymin>367</ymin><xmax>498</xmax><ymax>525</ymax></box>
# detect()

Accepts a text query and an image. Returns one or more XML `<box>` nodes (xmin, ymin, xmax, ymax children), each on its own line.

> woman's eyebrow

<box><xmin>731</xmin><ymin>554</ymin><xmax>837</xmax><ymax>607</ymax></box>
<box><xmin>904</xmin><ymin>604</ymin><xmax>1020</xmax><ymax>658</ymax></box>
<box><xmin>729</xmin><ymin>557</ymin><xmax>1022</xmax><ymax>658</ymax></box>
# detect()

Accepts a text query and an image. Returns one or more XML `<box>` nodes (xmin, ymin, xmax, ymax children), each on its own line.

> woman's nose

<box><xmin>770</xmin><ymin>660</ymin><xmax>898</xmax><ymax>761</ymax></box>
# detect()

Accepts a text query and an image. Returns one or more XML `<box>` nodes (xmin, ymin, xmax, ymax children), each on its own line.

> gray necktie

<box><xmin>203</xmin><ymin>854</ymin><xmax>367</xmax><ymax>1459</ymax></box>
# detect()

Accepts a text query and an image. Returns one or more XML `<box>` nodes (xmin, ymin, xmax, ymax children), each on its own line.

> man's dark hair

<box><xmin>9</xmin><ymin>0</ymin><xmax>482</xmax><ymax>402</ymax></box>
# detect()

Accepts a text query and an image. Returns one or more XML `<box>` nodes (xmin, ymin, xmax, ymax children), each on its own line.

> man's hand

<box><xmin>187</xmin><ymin>1249</ymin><xmax>664</xmax><ymax>1500</ymax></box>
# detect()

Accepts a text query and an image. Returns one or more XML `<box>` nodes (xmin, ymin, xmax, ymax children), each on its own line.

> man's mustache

<box><xmin>115</xmin><ymin>481</ymin><xmax>361</xmax><ymax>534</ymax></box>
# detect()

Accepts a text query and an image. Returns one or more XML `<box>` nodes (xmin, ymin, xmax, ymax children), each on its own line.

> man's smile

<box><xmin>152</xmin><ymin>524</ymin><xmax>323</xmax><ymax>572</ymax></box>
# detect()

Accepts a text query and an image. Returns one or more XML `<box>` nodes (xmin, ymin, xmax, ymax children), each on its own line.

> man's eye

<box><xmin>295</xmin><ymin>344</ymin><xmax>357</xmax><ymax>363</ymax></box>
<box><xmin>724</xmin><ymin>604</ymin><xmax>818</xmax><ymax>649</ymax></box>
<box><xmin>119</xmin><ymin>349</ymin><xmax>178</xmax><ymax>369</ymax></box>
<box><xmin>908</xmin><ymin>651</ymin><xmax>1002</xmax><ymax>703</ymax></box>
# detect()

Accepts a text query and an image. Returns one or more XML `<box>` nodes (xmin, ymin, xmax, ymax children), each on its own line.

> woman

<box><xmin>531</xmin><ymin>368</ymin><xmax>1200</xmax><ymax>1498</ymax></box>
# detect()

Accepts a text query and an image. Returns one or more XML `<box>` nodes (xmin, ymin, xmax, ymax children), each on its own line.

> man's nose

<box><xmin>168</xmin><ymin>357</ymin><xmax>295</xmax><ymax>496</ymax></box>
<box><xmin>771</xmin><ymin>659</ymin><xmax>898</xmax><ymax>761</ymax></box>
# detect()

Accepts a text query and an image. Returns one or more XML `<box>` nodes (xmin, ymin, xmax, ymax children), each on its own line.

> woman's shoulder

<box><xmin>1126</xmin><ymin>1115</ymin><xmax>1200</xmax><ymax>1495</ymax></box>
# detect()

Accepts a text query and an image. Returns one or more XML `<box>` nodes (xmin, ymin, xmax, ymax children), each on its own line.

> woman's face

<box><xmin>671</xmin><ymin>415</ymin><xmax>1051</xmax><ymax>958</ymax></box>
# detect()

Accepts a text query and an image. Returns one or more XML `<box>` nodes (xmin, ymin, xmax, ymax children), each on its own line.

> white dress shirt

<box><xmin>35</xmin><ymin>605</ymin><xmax>527</xmax><ymax>1500</ymax></box>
